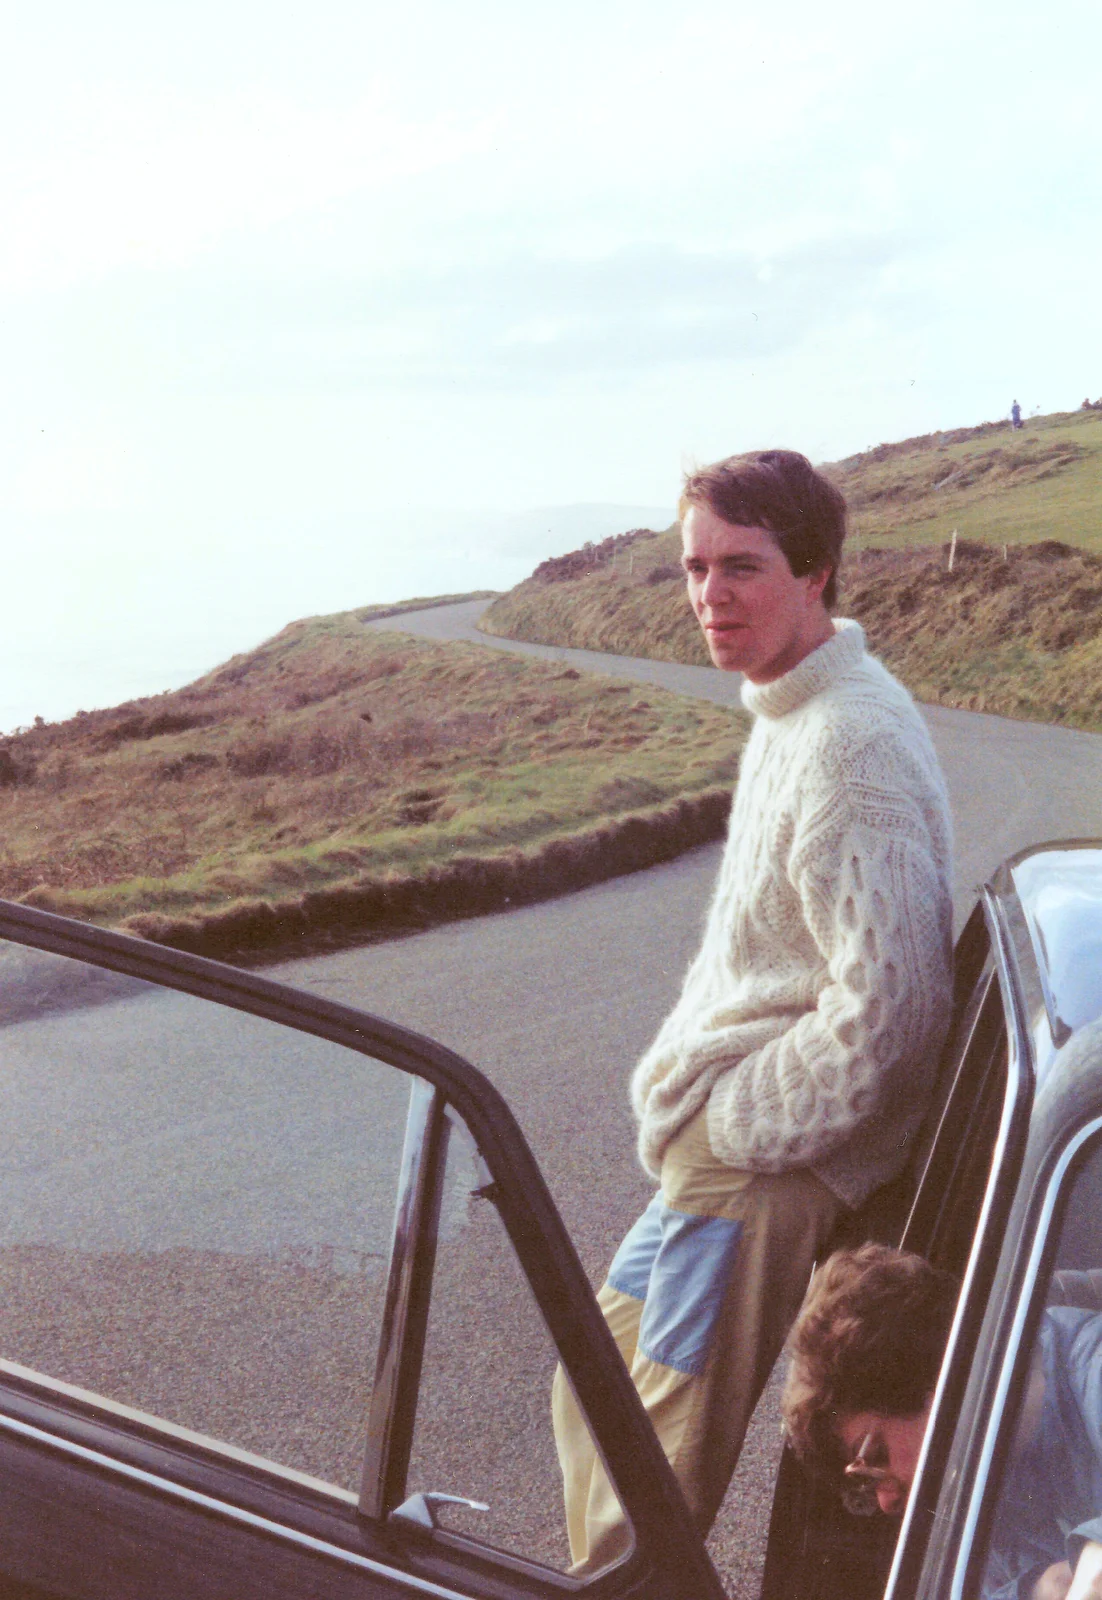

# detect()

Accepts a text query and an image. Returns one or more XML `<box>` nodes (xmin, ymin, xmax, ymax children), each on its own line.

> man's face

<box><xmin>834</xmin><ymin>1406</ymin><xmax>933</xmax><ymax>1517</ymax></box>
<box><xmin>680</xmin><ymin>503</ymin><xmax>832</xmax><ymax>683</ymax></box>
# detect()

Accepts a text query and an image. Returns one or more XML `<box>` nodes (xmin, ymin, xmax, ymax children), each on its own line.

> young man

<box><xmin>552</xmin><ymin>449</ymin><xmax>954</xmax><ymax>1571</ymax></box>
<box><xmin>783</xmin><ymin>1245</ymin><xmax>1102</xmax><ymax>1600</ymax></box>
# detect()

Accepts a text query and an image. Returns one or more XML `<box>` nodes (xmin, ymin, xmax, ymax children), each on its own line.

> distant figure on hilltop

<box><xmin>1011</xmin><ymin>400</ymin><xmax>1023</xmax><ymax>430</ymax></box>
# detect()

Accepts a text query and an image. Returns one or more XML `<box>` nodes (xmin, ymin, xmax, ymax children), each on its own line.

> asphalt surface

<box><xmin>368</xmin><ymin>596</ymin><xmax>1102</xmax><ymax>927</ymax></box>
<box><xmin>5</xmin><ymin>599</ymin><xmax>1102</xmax><ymax>1594</ymax></box>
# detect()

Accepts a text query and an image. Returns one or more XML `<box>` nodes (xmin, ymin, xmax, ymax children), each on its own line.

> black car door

<box><xmin>760</xmin><ymin>898</ymin><xmax>1024</xmax><ymax>1600</ymax></box>
<box><xmin>0</xmin><ymin>900</ymin><xmax>725</xmax><ymax>1600</ymax></box>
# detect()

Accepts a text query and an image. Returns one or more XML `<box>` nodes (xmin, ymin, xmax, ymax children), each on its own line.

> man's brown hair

<box><xmin>781</xmin><ymin>1245</ymin><xmax>959</xmax><ymax>1472</ymax></box>
<box><xmin>680</xmin><ymin>449</ymin><xmax>847</xmax><ymax>608</ymax></box>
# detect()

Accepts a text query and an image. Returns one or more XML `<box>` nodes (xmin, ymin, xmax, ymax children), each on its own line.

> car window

<box><xmin>0</xmin><ymin>933</ymin><xmax>634</xmax><ymax>1593</ymax></box>
<box><xmin>0</xmin><ymin>939</ymin><xmax>407</xmax><ymax>1495</ymax></box>
<box><xmin>976</xmin><ymin>1129</ymin><xmax>1102</xmax><ymax>1600</ymax></box>
<box><xmin>902</xmin><ymin>941</ymin><xmax>1008</xmax><ymax>1272</ymax></box>
<box><xmin>405</xmin><ymin>1111</ymin><xmax>631</xmax><ymax>1574</ymax></box>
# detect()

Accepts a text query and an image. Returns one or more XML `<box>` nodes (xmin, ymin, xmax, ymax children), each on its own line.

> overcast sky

<box><xmin>4</xmin><ymin>0</ymin><xmax>1100</xmax><ymax>729</ymax></box>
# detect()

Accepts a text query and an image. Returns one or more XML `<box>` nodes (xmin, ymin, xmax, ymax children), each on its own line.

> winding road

<box><xmin>368</xmin><ymin>596</ymin><xmax>1102</xmax><ymax>927</ymax></box>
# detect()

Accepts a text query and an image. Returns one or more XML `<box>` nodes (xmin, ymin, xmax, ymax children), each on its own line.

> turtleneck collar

<box><xmin>740</xmin><ymin>618</ymin><xmax>866</xmax><ymax>720</ymax></box>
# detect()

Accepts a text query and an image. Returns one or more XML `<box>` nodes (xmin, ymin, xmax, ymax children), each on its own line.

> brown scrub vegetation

<box><xmin>0</xmin><ymin>610</ymin><xmax>745</xmax><ymax>959</ymax></box>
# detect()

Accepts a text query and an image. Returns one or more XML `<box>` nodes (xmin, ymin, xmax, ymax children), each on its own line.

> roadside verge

<box><xmin>124</xmin><ymin>788</ymin><xmax>732</xmax><ymax>962</ymax></box>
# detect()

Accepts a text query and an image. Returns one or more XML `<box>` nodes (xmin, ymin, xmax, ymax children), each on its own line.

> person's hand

<box><xmin>1031</xmin><ymin>1561</ymin><xmax>1073</xmax><ymax>1600</ymax></box>
<box><xmin>1065</xmin><ymin>1540</ymin><xmax>1102</xmax><ymax>1599</ymax></box>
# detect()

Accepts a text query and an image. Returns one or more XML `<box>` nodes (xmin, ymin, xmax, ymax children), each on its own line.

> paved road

<box><xmin>369</xmin><ymin>596</ymin><xmax>1102</xmax><ymax>927</ymax></box>
<box><xmin>5</xmin><ymin>600</ymin><xmax>1102</xmax><ymax>1592</ymax></box>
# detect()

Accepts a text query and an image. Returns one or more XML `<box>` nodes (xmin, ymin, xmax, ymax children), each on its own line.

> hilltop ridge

<box><xmin>480</xmin><ymin>407</ymin><xmax>1102</xmax><ymax>730</ymax></box>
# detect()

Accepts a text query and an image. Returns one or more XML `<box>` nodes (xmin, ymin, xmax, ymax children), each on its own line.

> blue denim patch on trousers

<box><xmin>607</xmin><ymin>1195</ymin><xmax>743</xmax><ymax>1376</ymax></box>
<box><xmin>606</xmin><ymin>1192</ymin><xmax>665</xmax><ymax>1301</ymax></box>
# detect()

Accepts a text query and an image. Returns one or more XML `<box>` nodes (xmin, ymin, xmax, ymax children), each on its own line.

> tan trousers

<box><xmin>551</xmin><ymin>1107</ymin><xmax>843</xmax><ymax>1572</ymax></box>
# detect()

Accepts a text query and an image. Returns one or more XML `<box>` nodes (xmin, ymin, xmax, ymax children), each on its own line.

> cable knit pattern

<box><xmin>630</xmin><ymin>620</ymin><xmax>953</xmax><ymax>1210</ymax></box>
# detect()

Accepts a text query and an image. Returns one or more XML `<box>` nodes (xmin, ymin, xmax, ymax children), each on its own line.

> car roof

<box><xmin>988</xmin><ymin>840</ymin><xmax>1102</xmax><ymax>1080</ymax></box>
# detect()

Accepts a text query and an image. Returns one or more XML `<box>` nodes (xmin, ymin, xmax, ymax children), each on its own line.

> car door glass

<box><xmin>405</xmin><ymin>1110</ymin><xmax>633</xmax><ymax>1575</ymax></box>
<box><xmin>980</xmin><ymin>1136</ymin><xmax>1102</xmax><ymax>1600</ymax></box>
<box><xmin>0</xmin><ymin>940</ymin><xmax>409</xmax><ymax>1496</ymax></box>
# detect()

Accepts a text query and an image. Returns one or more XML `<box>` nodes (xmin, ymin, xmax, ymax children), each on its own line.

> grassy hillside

<box><xmin>481</xmin><ymin>407</ymin><xmax>1102</xmax><ymax>729</ymax></box>
<box><xmin>832</xmin><ymin>407</ymin><xmax>1102</xmax><ymax>552</ymax></box>
<box><xmin>0</xmin><ymin>609</ymin><xmax>746</xmax><ymax>955</ymax></box>
<box><xmin>845</xmin><ymin>539</ymin><xmax>1102</xmax><ymax>724</ymax></box>
<box><xmin>481</xmin><ymin>527</ymin><xmax>708</xmax><ymax>666</ymax></box>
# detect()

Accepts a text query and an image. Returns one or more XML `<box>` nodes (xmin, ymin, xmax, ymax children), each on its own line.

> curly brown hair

<box><xmin>679</xmin><ymin>449</ymin><xmax>847</xmax><ymax>609</ymax></box>
<box><xmin>781</xmin><ymin>1245</ymin><xmax>959</xmax><ymax>1477</ymax></box>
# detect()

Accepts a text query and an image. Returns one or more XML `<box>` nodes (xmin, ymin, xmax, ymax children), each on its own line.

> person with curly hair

<box><xmin>783</xmin><ymin>1244</ymin><xmax>1102</xmax><ymax>1600</ymax></box>
<box><xmin>782</xmin><ymin>1243</ymin><xmax>957</xmax><ymax>1517</ymax></box>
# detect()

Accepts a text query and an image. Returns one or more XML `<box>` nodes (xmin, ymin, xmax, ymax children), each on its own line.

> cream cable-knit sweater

<box><xmin>631</xmin><ymin>620</ymin><xmax>953</xmax><ymax>1210</ymax></box>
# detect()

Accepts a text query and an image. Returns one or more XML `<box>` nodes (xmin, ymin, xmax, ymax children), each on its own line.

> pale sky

<box><xmin>5</xmin><ymin>0</ymin><xmax>1100</xmax><ymax>729</ymax></box>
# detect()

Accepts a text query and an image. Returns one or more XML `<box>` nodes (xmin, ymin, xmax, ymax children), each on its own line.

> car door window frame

<box><xmin>946</xmin><ymin>1116</ymin><xmax>1102</xmax><ymax>1600</ymax></box>
<box><xmin>0</xmin><ymin>898</ymin><xmax>725</xmax><ymax>1600</ymax></box>
<box><xmin>362</xmin><ymin>1078</ymin><xmax>449</xmax><ymax>1522</ymax></box>
<box><xmin>885</xmin><ymin>887</ymin><xmax>1036</xmax><ymax>1600</ymax></box>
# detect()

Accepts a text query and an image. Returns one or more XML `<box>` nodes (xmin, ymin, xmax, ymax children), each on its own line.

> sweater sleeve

<box><xmin>704</xmin><ymin>747</ymin><xmax>952</xmax><ymax>1174</ymax></box>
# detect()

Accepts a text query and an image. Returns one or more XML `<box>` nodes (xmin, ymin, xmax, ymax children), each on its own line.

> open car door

<box><xmin>0</xmin><ymin>900</ymin><xmax>725</xmax><ymax>1600</ymax></box>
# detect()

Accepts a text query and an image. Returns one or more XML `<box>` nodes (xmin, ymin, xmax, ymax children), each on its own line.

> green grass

<box><xmin>833</xmin><ymin>409</ymin><xmax>1102</xmax><ymax>554</ymax></box>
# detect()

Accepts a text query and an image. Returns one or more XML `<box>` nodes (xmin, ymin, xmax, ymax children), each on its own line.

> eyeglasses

<box><xmin>843</xmin><ymin>1431</ymin><xmax>894</xmax><ymax>1486</ymax></box>
<box><xmin>838</xmin><ymin>1431</ymin><xmax>899</xmax><ymax>1516</ymax></box>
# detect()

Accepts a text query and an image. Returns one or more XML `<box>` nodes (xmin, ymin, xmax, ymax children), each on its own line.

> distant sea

<box><xmin>6</xmin><ymin>502</ymin><xmax>674</xmax><ymax>733</ymax></box>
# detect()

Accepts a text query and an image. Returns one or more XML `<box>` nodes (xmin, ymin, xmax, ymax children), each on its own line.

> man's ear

<box><xmin>805</xmin><ymin>564</ymin><xmax>832</xmax><ymax>605</ymax></box>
